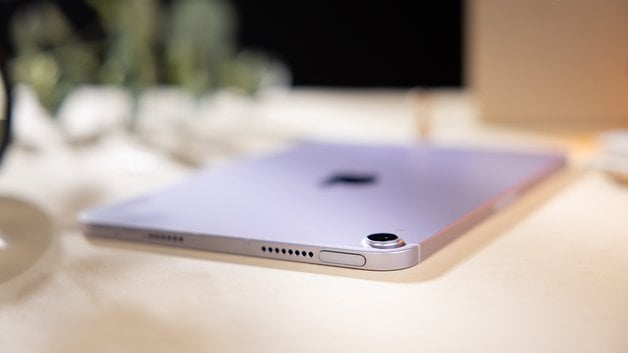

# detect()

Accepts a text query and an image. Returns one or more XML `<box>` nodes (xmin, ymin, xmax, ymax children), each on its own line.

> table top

<box><xmin>1</xmin><ymin>88</ymin><xmax>627</xmax><ymax>353</ymax></box>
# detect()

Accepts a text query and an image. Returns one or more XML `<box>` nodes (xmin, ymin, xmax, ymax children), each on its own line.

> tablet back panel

<box><xmin>80</xmin><ymin>142</ymin><xmax>564</xmax><ymax>270</ymax></box>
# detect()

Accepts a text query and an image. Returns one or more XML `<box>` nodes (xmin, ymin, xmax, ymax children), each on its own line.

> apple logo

<box><xmin>322</xmin><ymin>172</ymin><xmax>378</xmax><ymax>186</ymax></box>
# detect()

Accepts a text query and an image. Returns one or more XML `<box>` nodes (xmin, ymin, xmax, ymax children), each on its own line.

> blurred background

<box><xmin>0</xmin><ymin>0</ymin><xmax>463</xmax><ymax>111</ymax></box>
<box><xmin>2</xmin><ymin>0</ymin><xmax>627</xmax><ymax>126</ymax></box>
<box><xmin>0</xmin><ymin>0</ymin><xmax>627</xmax><ymax>166</ymax></box>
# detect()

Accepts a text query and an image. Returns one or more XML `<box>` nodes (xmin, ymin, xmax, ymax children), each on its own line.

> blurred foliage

<box><xmin>89</xmin><ymin>0</ymin><xmax>159</xmax><ymax>94</ymax></box>
<box><xmin>165</xmin><ymin>0</ymin><xmax>235</xmax><ymax>95</ymax></box>
<box><xmin>11</xmin><ymin>2</ymin><xmax>100</xmax><ymax>113</ymax></box>
<box><xmin>10</xmin><ymin>0</ymin><xmax>274</xmax><ymax>114</ymax></box>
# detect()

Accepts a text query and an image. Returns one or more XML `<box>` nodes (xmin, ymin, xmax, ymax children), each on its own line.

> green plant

<box><xmin>10</xmin><ymin>0</ymin><xmax>274</xmax><ymax>115</ymax></box>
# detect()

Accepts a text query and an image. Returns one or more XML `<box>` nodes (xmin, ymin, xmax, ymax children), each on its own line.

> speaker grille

<box><xmin>261</xmin><ymin>246</ymin><xmax>314</xmax><ymax>258</ymax></box>
<box><xmin>148</xmin><ymin>232</ymin><xmax>184</xmax><ymax>243</ymax></box>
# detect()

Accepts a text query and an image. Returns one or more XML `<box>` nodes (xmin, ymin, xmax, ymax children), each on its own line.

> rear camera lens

<box><xmin>366</xmin><ymin>233</ymin><xmax>399</xmax><ymax>242</ymax></box>
<box><xmin>364</xmin><ymin>233</ymin><xmax>405</xmax><ymax>249</ymax></box>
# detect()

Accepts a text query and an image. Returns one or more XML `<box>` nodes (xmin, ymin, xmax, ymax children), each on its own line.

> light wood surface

<box><xmin>1</xmin><ymin>89</ymin><xmax>626</xmax><ymax>353</ymax></box>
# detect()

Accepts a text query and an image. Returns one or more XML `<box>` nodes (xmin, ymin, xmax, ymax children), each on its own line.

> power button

<box><xmin>319</xmin><ymin>251</ymin><xmax>366</xmax><ymax>267</ymax></box>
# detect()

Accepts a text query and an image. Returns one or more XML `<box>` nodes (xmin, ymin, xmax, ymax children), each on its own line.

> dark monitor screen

<box><xmin>232</xmin><ymin>0</ymin><xmax>463</xmax><ymax>87</ymax></box>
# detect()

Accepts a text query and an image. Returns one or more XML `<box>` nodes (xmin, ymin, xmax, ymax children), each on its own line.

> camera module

<box><xmin>364</xmin><ymin>233</ymin><xmax>405</xmax><ymax>249</ymax></box>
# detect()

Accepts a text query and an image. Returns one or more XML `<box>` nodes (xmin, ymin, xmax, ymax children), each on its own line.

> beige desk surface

<box><xmin>1</xmin><ymin>89</ymin><xmax>627</xmax><ymax>353</ymax></box>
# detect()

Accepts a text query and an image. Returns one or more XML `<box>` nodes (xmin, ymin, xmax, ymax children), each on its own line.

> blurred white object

<box><xmin>12</xmin><ymin>86</ymin><xmax>66</xmax><ymax>150</ymax></box>
<box><xmin>57</xmin><ymin>86</ymin><xmax>132</xmax><ymax>142</ymax></box>
<box><xmin>595</xmin><ymin>130</ymin><xmax>628</xmax><ymax>184</ymax></box>
<box><xmin>600</xmin><ymin>131</ymin><xmax>628</xmax><ymax>157</ymax></box>
<box><xmin>134</xmin><ymin>88</ymin><xmax>296</xmax><ymax>165</ymax></box>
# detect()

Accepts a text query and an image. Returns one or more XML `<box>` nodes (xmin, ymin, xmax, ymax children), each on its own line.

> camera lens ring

<box><xmin>364</xmin><ymin>233</ymin><xmax>405</xmax><ymax>249</ymax></box>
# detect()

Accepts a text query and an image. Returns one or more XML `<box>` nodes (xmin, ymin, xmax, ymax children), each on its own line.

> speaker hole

<box><xmin>261</xmin><ymin>246</ymin><xmax>266</xmax><ymax>252</ymax></box>
<box><xmin>295</xmin><ymin>250</ymin><xmax>300</xmax><ymax>256</ymax></box>
<box><xmin>301</xmin><ymin>251</ymin><xmax>306</xmax><ymax>257</ymax></box>
<box><xmin>308</xmin><ymin>252</ymin><xmax>314</xmax><ymax>257</ymax></box>
<box><xmin>288</xmin><ymin>249</ymin><xmax>293</xmax><ymax>255</ymax></box>
<box><xmin>281</xmin><ymin>249</ymin><xmax>286</xmax><ymax>254</ymax></box>
<box><xmin>275</xmin><ymin>248</ymin><xmax>279</xmax><ymax>253</ymax></box>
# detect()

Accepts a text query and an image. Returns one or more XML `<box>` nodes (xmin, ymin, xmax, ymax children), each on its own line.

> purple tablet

<box><xmin>80</xmin><ymin>142</ymin><xmax>565</xmax><ymax>270</ymax></box>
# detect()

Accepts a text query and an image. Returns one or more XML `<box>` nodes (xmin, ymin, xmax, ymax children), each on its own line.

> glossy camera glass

<box><xmin>364</xmin><ymin>233</ymin><xmax>406</xmax><ymax>249</ymax></box>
